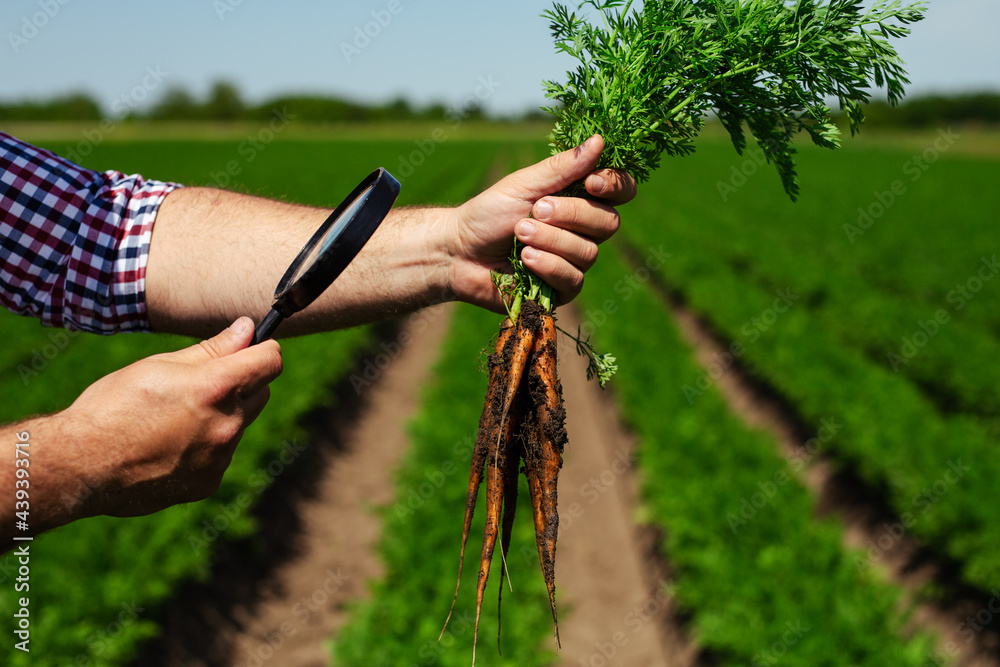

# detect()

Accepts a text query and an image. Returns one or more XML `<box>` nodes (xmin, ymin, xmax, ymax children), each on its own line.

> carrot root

<box><xmin>440</xmin><ymin>319</ymin><xmax>514</xmax><ymax>640</ymax></box>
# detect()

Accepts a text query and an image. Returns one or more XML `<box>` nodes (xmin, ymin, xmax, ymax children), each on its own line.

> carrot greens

<box><xmin>543</xmin><ymin>0</ymin><xmax>927</xmax><ymax>198</ymax></box>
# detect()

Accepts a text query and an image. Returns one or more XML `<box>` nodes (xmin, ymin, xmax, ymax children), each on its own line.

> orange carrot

<box><xmin>440</xmin><ymin>319</ymin><xmax>514</xmax><ymax>638</ymax></box>
<box><xmin>529</xmin><ymin>312</ymin><xmax>567</xmax><ymax>646</ymax></box>
<box><xmin>472</xmin><ymin>316</ymin><xmax>536</xmax><ymax>664</ymax></box>
<box><xmin>473</xmin><ymin>398</ymin><xmax>506</xmax><ymax>665</ymax></box>
<box><xmin>496</xmin><ymin>395</ymin><xmax>525</xmax><ymax>654</ymax></box>
<box><xmin>496</xmin><ymin>310</ymin><xmax>537</xmax><ymax>431</ymax></box>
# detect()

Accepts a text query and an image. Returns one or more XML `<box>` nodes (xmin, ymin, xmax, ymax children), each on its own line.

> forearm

<box><xmin>146</xmin><ymin>187</ymin><xmax>454</xmax><ymax>338</ymax></box>
<box><xmin>1</xmin><ymin>414</ymin><xmax>98</xmax><ymax>547</ymax></box>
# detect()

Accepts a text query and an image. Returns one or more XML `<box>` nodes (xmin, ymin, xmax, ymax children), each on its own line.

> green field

<box><xmin>1</xmin><ymin>124</ymin><xmax>996</xmax><ymax>666</ymax></box>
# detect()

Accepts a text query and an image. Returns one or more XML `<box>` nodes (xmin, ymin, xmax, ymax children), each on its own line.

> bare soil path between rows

<box><xmin>554</xmin><ymin>308</ymin><xmax>699</xmax><ymax>667</ymax></box>
<box><xmin>224</xmin><ymin>304</ymin><xmax>455</xmax><ymax>666</ymax></box>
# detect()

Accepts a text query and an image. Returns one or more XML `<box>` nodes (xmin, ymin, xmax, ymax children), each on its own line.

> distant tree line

<box><xmin>1</xmin><ymin>82</ymin><xmax>997</xmax><ymax>127</ymax></box>
<box><xmin>856</xmin><ymin>92</ymin><xmax>1000</xmax><ymax>128</ymax></box>
<box><xmin>0</xmin><ymin>81</ymin><xmax>498</xmax><ymax>124</ymax></box>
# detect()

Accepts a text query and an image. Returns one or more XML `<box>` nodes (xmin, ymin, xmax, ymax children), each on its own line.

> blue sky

<box><xmin>3</xmin><ymin>0</ymin><xmax>998</xmax><ymax>116</ymax></box>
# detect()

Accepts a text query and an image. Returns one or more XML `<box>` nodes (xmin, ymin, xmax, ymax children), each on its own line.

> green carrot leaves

<box><xmin>542</xmin><ymin>0</ymin><xmax>926</xmax><ymax>198</ymax></box>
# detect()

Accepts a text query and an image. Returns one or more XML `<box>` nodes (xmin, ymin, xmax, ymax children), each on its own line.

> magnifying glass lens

<box><xmin>288</xmin><ymin>184</ymin><xmax>375</xmax><ymax>286</ymax></box>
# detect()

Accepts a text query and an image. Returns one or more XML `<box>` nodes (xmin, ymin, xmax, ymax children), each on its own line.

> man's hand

<box><xmin>1</xmin><ymin>317</ymin><xmax>282</xmax><ymax>542</ymax></box>
<box><xmin>442</xmin><ymin>134</ymin><xmax>637</xmax><ymax>311</ymax></box>
<box><xmin>66</xmin><ymin>316</ymin><xmax>282</xmax><ymax>518</ymax></box>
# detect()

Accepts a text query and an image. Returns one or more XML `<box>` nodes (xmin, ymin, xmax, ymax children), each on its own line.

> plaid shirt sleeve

<box><xmin>0</xmin><ymin>131</ymin><xmax>181</xmax><ymax>334</ymax></box>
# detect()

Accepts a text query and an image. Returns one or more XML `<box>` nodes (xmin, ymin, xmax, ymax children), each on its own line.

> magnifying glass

<box><xmin>250</xmin><ymin>167</ymin><xmax>401</xmax><ymax>345</ymax></box>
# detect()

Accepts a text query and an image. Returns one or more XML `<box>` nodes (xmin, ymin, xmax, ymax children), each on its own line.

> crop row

<box><xmin>332</xmin><ymin>147</ymin><xmax>556</xmax><ymax>666</ymax></box>
<box><xmin>617</xmin><ymin>139</ymin><xmax>1000</xmax><ymax>592</ymax></box>
<box><xmin>647</xmin><ymin>139</ymin><xmax>1000</xmax><ymax>420</ymax></box>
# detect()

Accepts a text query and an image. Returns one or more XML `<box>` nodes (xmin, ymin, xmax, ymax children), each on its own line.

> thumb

<box><xmin>501</xmin><ymin>134</ymin><xmax>604</xmax><ymax>201</ymax></box>
<box><xmin>171</xmin><ymin>317</ymin><xmax>255</xmax><ymax>364</ymax></box>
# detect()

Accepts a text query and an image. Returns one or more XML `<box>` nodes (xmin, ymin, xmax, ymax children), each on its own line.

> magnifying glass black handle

<box><xmin>250</xmin><ymin>309</ymin><xmax>284</xmax><ymax>346</ymax></box>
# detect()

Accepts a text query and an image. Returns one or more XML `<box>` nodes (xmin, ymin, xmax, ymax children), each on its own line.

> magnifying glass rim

<box><xmin>270</xmin><ymin>167</ymin><xmax>399</xmax><ymax>315</ymax></box>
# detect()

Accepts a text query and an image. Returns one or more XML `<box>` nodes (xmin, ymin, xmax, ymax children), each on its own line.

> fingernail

<box><xmin>229</xmin><ymin>317</ymin><xmax>249</xmax><ymax>334</ymax></box>
<box><xmin>575</xmin><ymin>135</ymin><xmax>598</xmax><ymax>158</ymax></box>
<box><xmin>517</xmin><ymin>219</ymin><xmax>537</xmax><ymax>238</ymax></box>
<box><xmin>589</xmin><ymin>175</ymin><xmax>607</xmax><ymax>195</ymax></box>
<box><xmin>522</xmin><ymin>246</ymin><xmax>538</xmax><ymax>261</ymax></box>
<box><xmin>534</xmin><ymin>199</ymin><xmax>553</xmax><ymax>220</ymax></box>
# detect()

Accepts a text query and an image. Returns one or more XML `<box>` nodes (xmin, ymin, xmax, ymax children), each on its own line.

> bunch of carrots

<box><xmin>439</xmin><ymin>250</ymin><xmax>603</xmax><ymax>663</ymax></box>
<box><xmin>440</xmin><ymin>0</ymin><xmax>923</xmax><ymax>663</ymax></box>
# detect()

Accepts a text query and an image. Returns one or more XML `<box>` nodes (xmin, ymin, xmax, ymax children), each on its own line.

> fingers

<box><xmin>519</xmin><ymin>246</ymin><xmax>585</xmax><ymax>305</ymax></box>
<box><xmin>531</xmin><ymin>196</ymin><xmax>621</xmax><ymax>243</ymax></box>
<box><xmin>191</xmin><ymin>373</ymin><xmax>272</xmax><ymax>487</ymax></box>
<box><xmin>585</xmin><ymin>168</ymin><xmax>638</xmax><ymax>205</ymax></box>
<box><xmin>188</xmin><ymin>320</ymin><xmax>281</xmax><ymax>442</ymax></box>
<box><xmin>171</xmin><ymin>316</ymin><xmax>256</xmax><ymax>364</ymax></box>
<box><xmin>515</xmin><ymin>218</ymin><xmax>599</xmax><ymax>273</ymax></box>
<box><xmin>500</xmin><ymin>135</ymin><xmax>605</xmax><ymax>201</ymax></box>
<box><xmin>496</xmin><ymin>135</ymin><xmax>637</xmax><ymax>207</ymax></box>
<box><xmin>183</xmin><ymin>371</ymin><xmax>273</xmax><ymax>497</ymax></box>
<box><xmin>171</xmin><ymin>317</ymin><xmax>282</xmax><ymax>399</ymax></box>
<box><xmin>213</xmin><ymin>339</ymin><xmax>283</xmax><ymax>399</ymax></box>
<box><xmin>512</xmin><ymin>195</ymin><xmax>618</xmax><ymax>290</ymax></box>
